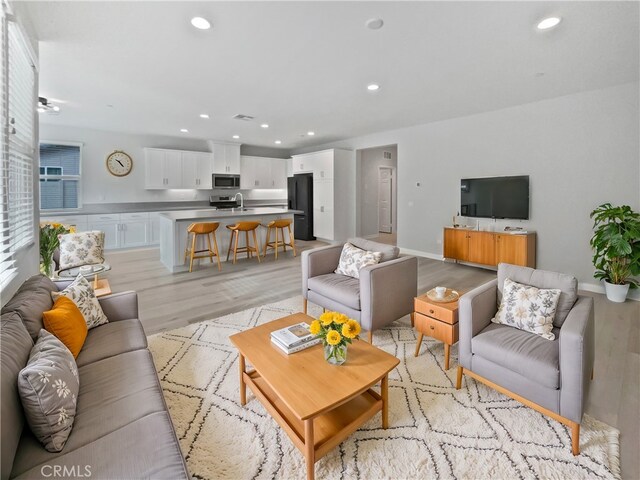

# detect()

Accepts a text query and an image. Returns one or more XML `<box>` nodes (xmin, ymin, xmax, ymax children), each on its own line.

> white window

<box><xmin>39</xmin><ymin>142</ymin><xmax>82</xmax><ymax>210</ymax></box>
<box><xmin>0</xmin><ymin>7</ymin><xmax>37</xmax><ymax>289</ymax></box>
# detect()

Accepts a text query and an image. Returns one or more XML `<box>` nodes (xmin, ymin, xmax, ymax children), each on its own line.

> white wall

<box><xmin>40</xmin><ymin>124</ymin><xmax>213</xmax><ymax>203</ymax></box>
<box><xmin>292</xmin><ymin>83</ymin><xmax>640</xmax><ymax>289</ymax></box>
<box><xmin>358</xmin><ymin>146</ymin><xmax>397</xmax><ymax>237</ymax></box>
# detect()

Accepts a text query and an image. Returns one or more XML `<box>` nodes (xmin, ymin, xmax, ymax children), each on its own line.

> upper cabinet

<box><xmin>240</xmin><ymin>156</ymin><xmax>288</xmax><ymax>190</ymax></box>
<box><xmin>212</xmin><ymin>142</ymin><xmax>241</xmax><ymax>174</ymax></box>
<box><xmin>144</xmin><ymin>148</ymin><xmax>213</xmax><ymax>190</ymax></box>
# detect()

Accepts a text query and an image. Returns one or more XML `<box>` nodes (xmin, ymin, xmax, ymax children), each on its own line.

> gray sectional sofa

<box><xmin>1</xmin><ymin>275</ymin><xmax>189</xmax><ymax>479</ymax></box>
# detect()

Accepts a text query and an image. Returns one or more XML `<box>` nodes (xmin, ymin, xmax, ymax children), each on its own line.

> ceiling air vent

<box><xmin>233</xmin><ymin>114</ymin><xmax>254</xmax><ymax>121</ymax></box>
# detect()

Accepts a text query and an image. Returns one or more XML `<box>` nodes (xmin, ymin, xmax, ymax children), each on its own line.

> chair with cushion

<box><xmin>455</xmin><ymin>263</ymin><xmax>595</xmax><ymax>455</ymax></box>
<box><xmin>301</xmin><ymin>238</ymin><xmax>418</xmax><ymax>342</ymax></box>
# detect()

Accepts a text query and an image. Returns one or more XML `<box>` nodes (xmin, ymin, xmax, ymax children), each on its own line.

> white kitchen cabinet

<box><xmin>212</xmin><ymin>142</ymin><xmax>241</xmax><ymax>174</ymax></box>
<box><xmin>290</xmin><ymin>149</ymin><xmax>355</xmax><ymax>241</ymax></box>
<box><xmin>144</xmin><ymin>148</ymin><xmax>183</xmax><ymax>189</ymax></box>
<box><xmin>182</xmin><ymin>152</ymin><xmax>213</xmax><ymax>189</ymax></box>
<box><xmin>120</xmin><ymin>221</ymin><xmax>149</xmax><ymax>248</ymax></box>
<box><xmin>41</xmin><ymin>215</ymin><xmax>89</xmax><ymax>232</ymax></box>
<box><xmin>87</xmin><ymin>215</ymin><xmax>120</xmax><ymax>250</ymax></box>
<box><xmin>240</xmin><ymin>156</ymin><xmax>288</xmax><ymax>190</ymax></box>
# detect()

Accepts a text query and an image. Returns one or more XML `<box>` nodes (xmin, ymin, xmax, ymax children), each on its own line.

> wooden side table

<box><xmin>414</xmin><ymin>293</ymin><xmax>459</xmax><ymax>369</ymax></box>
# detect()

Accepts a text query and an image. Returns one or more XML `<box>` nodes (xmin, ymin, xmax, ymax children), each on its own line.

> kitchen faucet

<box><xmin>234</xmin><ymin>192</ymin><xmax>244</xmax><ymax>209</ymax></box>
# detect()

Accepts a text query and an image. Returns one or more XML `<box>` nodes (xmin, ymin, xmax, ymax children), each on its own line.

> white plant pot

<box><xmin>604</xmin><ymin>281</ymin><xmax>630</xmax><ymax>303</ymax></box>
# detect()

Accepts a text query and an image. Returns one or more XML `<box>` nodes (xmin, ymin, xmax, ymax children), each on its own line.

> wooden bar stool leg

<box><xmin>281</xmin><ymin>227</ymin><xmax>286</xmax><ymax>253</ymax></box>
<box><xmin>253</xmin><ymin>229</ymin><xmax>261</xmax><ymax>263</ymax></box>
<box><xmin>233</xmin><ymin>230</ymin><xmax>240</xmax><ymax>264</ymax></box>
<box><xmin>206</xmin><ymin>233</ymin><xmax>214</xmax><ymax>263</ymax></box>
<box><xmin>274</xmin><ymin>226</ymin><xmax>279</xmax><ymax>260</ymax></box>
<box><xmin>212</xmin><ymin>231</ymin><xmax>222</xmax><ymax>271</ymax></box>
<box><xmin>184</xmin><ymin>235</ymin><xmax>190</xmax><ymax>264</ymax></box>
<box><xmin>264</xmin><ymin>226</ymin><xmax>271</xmax><ymax>257</ymax></box>
<box><xmin>244</xmin><ymin>231</ymin><xmax>250</xmax><ymax>259</ymax></box>
<box><xmin>226</xmin><ymin>230</ymin><xmax>234</xmax><ymax>261</ymax></box>
<box><xmin>288</xmin><ymin>225</ymin><xmax>297</xmax><ymax>256</ymax></box>
<box><xmin>189</xmin><ymin>233</ymin><xmax>197</xmax><ymax>272</ymax></box>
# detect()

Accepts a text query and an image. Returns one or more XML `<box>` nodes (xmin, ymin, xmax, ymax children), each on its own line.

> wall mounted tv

<box><xmin>460</xmin><ymin>175</ymin><xmax>529</xmax><ymax>220</ymax></box>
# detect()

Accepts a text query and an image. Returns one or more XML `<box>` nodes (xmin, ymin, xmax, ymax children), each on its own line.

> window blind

<box><xmin>0</xmin><ymin>10</ymin><xmax>36</xmax><ymax>289</ymax></box>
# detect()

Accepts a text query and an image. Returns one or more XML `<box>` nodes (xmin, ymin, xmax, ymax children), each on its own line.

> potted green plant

<box><xmin>589</xmin><ymin>203</ymin><xmax>640</xmax><ymax>302</ymax></box>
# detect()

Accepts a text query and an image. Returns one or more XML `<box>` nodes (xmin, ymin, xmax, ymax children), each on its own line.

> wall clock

<box><xmin>106</xmin><ymin>150</ymin><xmax>133</xmax><ymax>177</ymax></box>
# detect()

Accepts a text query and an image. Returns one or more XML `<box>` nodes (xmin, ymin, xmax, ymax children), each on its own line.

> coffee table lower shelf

<box><xmin>243</xmin><ymin>369</ymin><xmax>383</xmax><ymax>473</ymax></box>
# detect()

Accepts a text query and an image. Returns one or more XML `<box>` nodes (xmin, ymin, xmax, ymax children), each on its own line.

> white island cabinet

<box><xmin>158</xmin><ymin>207</ymin><xmax>300</xmax><ymax>273</ymax></box>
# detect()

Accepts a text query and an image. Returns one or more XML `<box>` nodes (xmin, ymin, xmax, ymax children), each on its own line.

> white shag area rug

<box><xmin>148</xmin><ymin>297</ymin><xmax>620</xmax><ymax>480</ymax></box>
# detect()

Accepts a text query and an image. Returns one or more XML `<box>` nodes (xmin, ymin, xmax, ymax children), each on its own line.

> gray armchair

<box><xmin>302</xmin><ymin>238</ymin><xmax>418</xmax><ymax>342</ymax></box>
<box><xmin>456</xmin><ymin>263</ymin><xmax>594</xmax><ymax>455</ymax></box>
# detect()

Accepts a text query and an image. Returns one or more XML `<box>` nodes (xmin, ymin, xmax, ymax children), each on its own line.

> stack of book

<box><xmin>271</xmin><ymin>322</ymin><xmax>321</xmax><ymax>354</ymax></box>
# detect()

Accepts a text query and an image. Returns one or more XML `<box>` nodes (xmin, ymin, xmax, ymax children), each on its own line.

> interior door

<box><xmin>378</xmin><ymin>167</ymin><xmax>393</xmax><ymax>233</ymax></box>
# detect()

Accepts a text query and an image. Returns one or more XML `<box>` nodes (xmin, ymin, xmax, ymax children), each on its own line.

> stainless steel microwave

<box><xmin>212</xmin><ymin>174</ymin><xmax>240</xmax><ymax>189</ymax></box>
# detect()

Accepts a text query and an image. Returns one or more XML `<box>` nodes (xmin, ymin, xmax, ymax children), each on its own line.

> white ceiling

<box><xmin>17</xmin><ymin>1</ymin><xmax>640</xmax><ymax>150</ymax></box>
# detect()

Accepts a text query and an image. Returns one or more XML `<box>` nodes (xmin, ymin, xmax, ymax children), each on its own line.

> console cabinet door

<box><xmin>467</xmin><ymin>231</ymin><xmax>496</xmax><ymax>265</ymax></box>
<box><xmin>496</xmin><ymin>234</ymin><xmax>534</xmax><ymax>267</ymax></box>
<box><xmin>443</xmin><ymin>229</ymin><xmax>468</xmax><ymax>261</ymax></box>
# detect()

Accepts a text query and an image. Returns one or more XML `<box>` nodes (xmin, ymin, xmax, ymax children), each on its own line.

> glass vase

<box><xmin>324</xmin><ymin>343</ymin><xmax>348</xmax><ymax>366</ymax></box>
<box><xmin>40</xmin><ymin>253</ymin><xmax>54</xmax><ymax>278</ymax></box>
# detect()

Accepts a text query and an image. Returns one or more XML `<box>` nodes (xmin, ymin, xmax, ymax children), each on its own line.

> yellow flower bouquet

<box><xmin>310</xmin><ymin>311</ymin><xmax>361</xmax><ymax>365</ymax></box>
<box><xmin>39</xmin><ymin>222</ymin><xmax>74</xmax><ymax>277</ymax></box>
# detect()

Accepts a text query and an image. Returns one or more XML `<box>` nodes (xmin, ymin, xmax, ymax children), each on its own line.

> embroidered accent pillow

<box><xmin>334</xmin><ymin>242</ymin><xmax>383</xmax><ymax>279</ymax></box>
<box><xmin>51</xmin><ymin>274</ymin><xmax>109</xmax><ymax>329</ymax></box>
<box><xmin>58</xmin><ymin>231</ymin><xmax>105</xmax><ymax>271</ymax></box>
<box><xmin>491</xmin><ymin>278</ymin><xmax>562</xmax><ymax>340</ymax></box>
<box><xmin>18</xmin><ymin>330</ymin><xmax>80</xmax><ymax>452</ymax></box>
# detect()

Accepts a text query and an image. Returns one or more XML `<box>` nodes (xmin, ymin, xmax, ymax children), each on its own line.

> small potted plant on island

<box><xmin>590</xmin><ymin>203</ymin><xmax>640</xmax><ymax>302</ymax></box>
<box><xmin>310</xmin><ymin>311</ymin><xmax>361</xmax><ymax>365</ymax></box>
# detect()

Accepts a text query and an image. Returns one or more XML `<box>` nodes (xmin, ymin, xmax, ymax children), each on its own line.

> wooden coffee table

<box><xmin>229</xmin><ymin>313</ymin><xmax>399</xmax><ymax>480</ymax></box>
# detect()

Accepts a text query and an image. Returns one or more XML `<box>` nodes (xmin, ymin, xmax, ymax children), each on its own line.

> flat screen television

<box><xmin>460</xmin><ymin>175</ymin><xmax>529</xmax><ymax>220</ymax></box>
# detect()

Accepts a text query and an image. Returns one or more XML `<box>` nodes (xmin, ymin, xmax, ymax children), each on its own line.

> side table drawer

<box><xmin>415</xmin><ymin>313</ymin><xmax>459</xmax><ymax>344</ymax></box>
<box><xmin>414</xmin><ymin>299</ymin><xmax>457</xmax><ymax>324</ymax></box>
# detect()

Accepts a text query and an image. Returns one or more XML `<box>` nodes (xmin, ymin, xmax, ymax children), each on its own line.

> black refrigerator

<box><xmin>288</xmin><ymin>174</ymin><xmax>314</xmax><ymax>240</ymax></box>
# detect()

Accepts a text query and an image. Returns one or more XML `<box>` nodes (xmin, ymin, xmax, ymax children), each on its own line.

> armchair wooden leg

<box><xmin>367</xmin><ymin>330</ymin><xmax>373</xmax><ymax>344</ymax></box>
<box><xmin>571</xmin><ymin>422</ymin><xmax>580</xmax><ymax>455</ymax></box>
<box><xmin>456</xmin><ymin>366</ymin><xmax>463</xmax><ymax>390</ymax></box>
<box><xmin>303</xmin><ymin>298</ymin><xmax>307</xmax><ymax>314</ymax></box>
<box><xmin>410</xmin><ymin>312</ymin><xmax>415</xmax><ymax>327</ymax></box>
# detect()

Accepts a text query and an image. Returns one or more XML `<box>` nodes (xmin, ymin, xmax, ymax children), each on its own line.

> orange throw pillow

<box><xmin>43</xmin><ymin>296</ymin><xmax>88</xmax><ymax>358</ymax></box>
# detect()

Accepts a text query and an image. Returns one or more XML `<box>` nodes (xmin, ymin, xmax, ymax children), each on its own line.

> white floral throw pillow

<box><xmin>58</xmin><ymin>231</ymin><xmax>105</xmax><ymax>271</ymax></box>
<box><xmin>491</xmin><ymin>278</ymin><xmax>562</xmax><ymax>340</ymax></box>
<box><xmin>52</xmin><ymin>274</ymin><xmax>109</xmax><ymax>329</ymax></box>
<box><xmin>334</xmin><ymin>242</ymin><xmax>383</xmax><ymax>279</ymax></box>
<box><xmin>18</xmin><ymin>330</ymin><xmax>80</xmax><ymax>452</ymax></box>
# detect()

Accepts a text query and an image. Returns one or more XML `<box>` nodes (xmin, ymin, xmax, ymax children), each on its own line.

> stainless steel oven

<box><xmin>212</xmin><ymin>174</ymin><xmax>240</xmax><ymax>189</ymax></box>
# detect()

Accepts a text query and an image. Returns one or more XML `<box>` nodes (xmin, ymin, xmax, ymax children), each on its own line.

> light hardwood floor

<box><xmin>104</xmin><ymin>245</ymin><xmax>639</xmax><ymax>479</ymax></box>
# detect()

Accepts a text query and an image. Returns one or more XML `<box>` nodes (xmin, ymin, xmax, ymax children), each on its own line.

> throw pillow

<box><xmin>43</xmin><ymin>296</ymin><xmax>88</xmax><ymax>358</ymax></box>
<box><xmin>18</xmin><ymin>330</ymin><xmax>80</xmax><ymax>452</ymax></box>
<box><xmin>52</xmin><ymin>274</ymin><xmax>109</xmax><ymax>329</ymax></box>
<box><xmin>334</xmin><ymin>242</ymin><xmax>383</xmax><ymax>279</ymax></box>
<box><xmin>491</xmin><ymin>278</ymin><xmax>562</xmax><ymax>340</ymax></box>
<box><xmin>58</xmin><ymin>231</ymin><xmax>105</xmax><ymax>270</ymax></box>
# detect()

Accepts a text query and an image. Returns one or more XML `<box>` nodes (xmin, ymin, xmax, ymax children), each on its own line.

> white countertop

<box><xmin>159</xmin><ymin>207</ymin><xmax>302</xmax><ymax>222</ymax></box>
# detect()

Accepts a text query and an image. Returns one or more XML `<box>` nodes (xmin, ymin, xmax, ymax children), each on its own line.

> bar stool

<box><xmin>262</xmin><ymin>219</ymin><xmax>296</xmax><ymax>259</ymax></box>
<box><xmin>184</xmin><ymin>222</ymin><xmax>221</xmax><ymax>272</ymax></box>
<box><xmin>226</xmin><ymin>221</ymin><xmax>262</xmax><ymax>264</ymax></box>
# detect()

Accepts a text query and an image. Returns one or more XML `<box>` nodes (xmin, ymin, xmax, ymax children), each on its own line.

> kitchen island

<box><xmin>159</xmin><ymin>207</ymin><xmax>301</xmax><ymax>272</ymax></box>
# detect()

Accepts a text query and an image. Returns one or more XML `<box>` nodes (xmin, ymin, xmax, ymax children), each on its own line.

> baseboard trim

<box><xmin>399</xmin><ymin>247</ymin><xmax>443</xmax><ymax>261</ymax></box>
<box><xmin>578</xmin><ymin>282</ymin><xmax>640</xmax><ymax>302</ymax></box>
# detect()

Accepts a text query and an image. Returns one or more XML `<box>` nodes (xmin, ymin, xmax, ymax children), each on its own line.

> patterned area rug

<box><xmin>148</xmin><ymin>297</ymin><xmax>620</xmax><ymax>480</ymax></box>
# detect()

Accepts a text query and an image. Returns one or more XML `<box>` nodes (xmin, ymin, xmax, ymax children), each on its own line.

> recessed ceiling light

<box><xmin>261</xmin><ymin>123</ymin><xmax>269</xmax><ymax>128</ymax></box>
<box><xmin>365</xmin><ymin>18</ymin><xmax>384</xmax><ymax>30</ymax></box>
<box><xmin>367</xmin><ymin>84</ymin><xmax>380</xmax><ymax>91</ymax></box>
<box><xmin>180</xmin><ymin>128</ymin><xmax>189</xmax><ymax>133</ymax></box>
<box><xmin>191</xmin><ymin>17</ymin><xmax>211</xmax><ymax>30</ymax></box>
<box><xmin>232</xmin><ymin>135</ymin><xmax>240</xmax><ymax>139</ymax></box>
<box><xmin>307</xmin><ymin>131</ymin><xmax>315</xmax><ymax>136</ymax></box>
<box><xmin>199</xmin><ymin>114</ymin><xmax>209</xmax><ymax>119</ymax></box>
<box><xmin>537</xmin><ymin>17</ymin><xmax>561</xmax><ymax>30</ymax></box>
<box><xmin>274</xmin><ymin>140</ymin><xmax>282</xmax><ymax>145</ymax></box>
